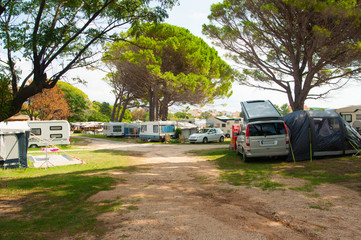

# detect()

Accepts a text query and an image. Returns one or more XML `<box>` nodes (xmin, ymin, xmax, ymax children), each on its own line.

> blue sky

<box><xmin>75</xmin><ymin>0</ymin><xmax>361</xmax><ymax>112</ymax></box>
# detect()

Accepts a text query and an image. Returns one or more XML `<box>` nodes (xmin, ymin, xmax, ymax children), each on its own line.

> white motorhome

<box><xmin>28</xmin><ymin>120</ymin><xmax>71</xmax><ymax>147</ymax></box>
<box><xmin>139</xmin><ymin>121</ymin><xmax>176</xmax><ymax>142</ymax></box>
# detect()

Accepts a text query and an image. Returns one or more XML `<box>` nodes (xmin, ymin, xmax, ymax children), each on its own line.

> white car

<box><xmin>189</xmin><ymin>128</ymin><xmax>225</xmax><ymax>143</ymax></box>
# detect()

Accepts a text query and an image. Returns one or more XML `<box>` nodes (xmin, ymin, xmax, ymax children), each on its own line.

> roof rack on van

<box><xmin>241</xmin><ymin>100</ymin><xmax>282</xmax><ymax>123</ymax></box>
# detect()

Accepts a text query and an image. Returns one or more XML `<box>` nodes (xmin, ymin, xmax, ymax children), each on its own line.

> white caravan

<box><xmin>139</xmin><ymin>121</ymin><xmax>177</xmax><ymax>142</ymax></box>
<box><xmin>28</xmin><ymin>120</ymin><xmax>71</xmax><ymax>147</ymax></box>
<box><xmin>103</xmin><ymin>122</ymin><xmax>140</xmax><ymax>138</ymax></box>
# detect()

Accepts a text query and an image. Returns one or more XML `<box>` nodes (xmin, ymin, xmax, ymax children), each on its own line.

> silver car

<box><xmin>189</xmin><ymin>128</ymin><xmax>225</xmax><ymax>143</ymax></box>
<box><xmin>236</xmin><ymin>120</ymin><xmax>289</xmax><ymax>161</ymax></box>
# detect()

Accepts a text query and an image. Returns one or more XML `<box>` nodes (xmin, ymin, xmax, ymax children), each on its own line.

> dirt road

<box><xmin>80</xmin><ymin>137</ymin><xmax>361</xmax><ymax>240</ymax></box>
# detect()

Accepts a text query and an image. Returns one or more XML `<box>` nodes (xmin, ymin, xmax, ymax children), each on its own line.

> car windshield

<box><xmin>197</xmin><ymin>129</ymin><xmax>210</xmax><ymax>133</ymax></box>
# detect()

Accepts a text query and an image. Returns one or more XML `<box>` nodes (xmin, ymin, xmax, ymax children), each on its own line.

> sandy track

<box><xmin>77</xmin><ymin>136</ymin><xmax>361</xmax><ymax>240</ymax></box>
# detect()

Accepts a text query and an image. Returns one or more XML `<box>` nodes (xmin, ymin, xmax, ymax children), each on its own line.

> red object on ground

<box><xmin>41</xmin><ymin>148</ymin><xmax>59</xmax><ymax>152</ymax></box>
<box><xmin>231</xmin><ymin>125</ymin><xmax>240</xmax><ymax>150</ymax></box>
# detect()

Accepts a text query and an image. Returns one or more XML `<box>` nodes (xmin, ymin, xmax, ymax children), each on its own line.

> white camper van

<box><xmin>28</xmin><ymin>120</ymin><xmax>71</xmax><ymax>148</ymax></box>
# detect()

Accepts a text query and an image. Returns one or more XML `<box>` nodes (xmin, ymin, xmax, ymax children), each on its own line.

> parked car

<box><xmin>189</xmin><ymin>128</ymin><xmax>225</xmax><ymax>143</ymax></box>
<box><xmin>236</xmin><ymin>120</ymin><xmax>289</xmax><ymax>162</ymax></box>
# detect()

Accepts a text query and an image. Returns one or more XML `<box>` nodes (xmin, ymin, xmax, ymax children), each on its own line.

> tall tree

<box><xmin>0</xmin><ymin>0</ymin><xmax>177</xmax><ymax>121</ymax></box>
<box><xmin>57</xmin><ymin>82</ymin><xmax>91</xmax><ymax>122</ymax></box>
<box><xmin>203</xmin><ymin>0</ymin><xmax>361</xmax><ymax>111</ymax></box>
<box><xmin>22</xmin><ymin>85</ymin><xmax>70</xmax><ymax>120</ymax></box>
<box><xmin>103</xmin><ymin>23</ymin><xmax>235</xmax><ymax>121</ymax></box>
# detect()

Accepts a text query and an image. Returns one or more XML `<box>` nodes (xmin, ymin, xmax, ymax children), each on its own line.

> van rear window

<box><xmin>248</xmin><ymin>122</ymin><xmax>285</xmax><ymax>136</ymax></box>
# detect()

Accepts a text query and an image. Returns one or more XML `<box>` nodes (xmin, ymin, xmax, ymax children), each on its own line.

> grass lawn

<box><xmin>192</xmin><ymin>149</ymin><xmax>361</xmax><ymax>194</ymax></box>
<box><xmin>0</xmin><ymin>139</ymin><xmax>139</xmax><ymax>240</ymax></box>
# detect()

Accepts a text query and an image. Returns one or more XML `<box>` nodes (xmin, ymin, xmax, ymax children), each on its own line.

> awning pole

<box><xmin>289</xmin><ymin>138</ymin><xmax>296</xmax><ymax>164</ymax></box>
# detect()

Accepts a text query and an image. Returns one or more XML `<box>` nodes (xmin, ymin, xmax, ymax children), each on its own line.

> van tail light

<box><xmin>283</xmin><ymin>122</ymin><xmax>290</xmax><ymax>148</ymax></box>
<box><xmin>69</xmin><ymin>136</ymin><xmax>71</xmax><ymax>142</ymax></box>
<box><xmin>245</xmin><ymin>125</ymin><xmax>250</xmax><ymax>147</ymax></box>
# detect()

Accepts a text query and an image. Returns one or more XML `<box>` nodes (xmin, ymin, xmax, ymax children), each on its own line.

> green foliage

<box><xmin>58</xmin><ymin>82</ymin><xmax>91</xmax><ymax>122</ymax></box>
<box><xmin>103</xmin><ymin>23</ymin><xmax>235</xmax><ymax>120</ymax></box>
<box><xmin>203</xmin><ymin>0</ymin><xmax>361</xmax><ymax>111</ymax></box>
<box><xmin>174</xmin><ymin>111</ymin><xmax>191</xmax><ymax>119</ymax></box>
<box><xmin>89</xmin><ymin>101</ymin><xmax>112</xmax><ymax>122</ymax></box>
<box><xmin>274</xmin><ymin>103</ymin><xmax>290</xmax><ymax>116</ymax></box>
<box><xmin>0</xmin><ymin>75</ymin><xmax>12</xmax><ymax>120</ymax></box>
<box><xmin>0</xmin><ymin>0</ymin><xmax>178</xmax><ymax>121</ymax></box>
<box><xmin>175</xmin><ymin>127</ymin><xmax>182</xmax><ymax>139</ymax></box>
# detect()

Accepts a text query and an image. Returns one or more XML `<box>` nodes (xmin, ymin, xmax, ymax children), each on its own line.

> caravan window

<box><xmin>161</xmin><ymin>125</ymin><xmax>175</xmax><ymax>133</ymax></box>
<box><xmin>50</xmin><ymin>134</ymin><xmax>62</xmax><ymax>139</ymax></box>
<box><xmin>222</xmin><ymin>124</ymin><xmax>226</xmax><ymax>127</ymax></box>
<box><xmin>342</xmin><ymin>114</ymin><xmax>352</xmax><ymax>122</ymax></box>
<box><xmin>153</xmin><ymin>125</ymin><xmax>159</xmax><ymax>133</ymax></box>
<box><xmin>50</xmin><ymin>126</ymin><xmax>62</xmax><ymax>131</ymax></box>
<box><xmin>31</xmin><ymin>128</ymin><xmax>41</xmax><ymax>135</ymax></box>
<box><xmin>113</xmin><ymin>126</ymin><xmax>122</xmax><ymax>132</ymax></box>
<box><xmin>141</xmin><ymin>125</ymin><xmax>147</xmax><ymax>132</ymax></box>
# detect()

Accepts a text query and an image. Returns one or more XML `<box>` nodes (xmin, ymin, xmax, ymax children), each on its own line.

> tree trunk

<box><xmin>119</xmin><ymin>97</ymin><xmax>130</xmax><ymax>122</ymax></box>
<box><xmin>111</xmin><ymin>96</ymin><xmax>119</xmax><ymax>122</ymax></box>
<box><xmin>149</xmin><ymin>90</ymin><xmax>155</xmax><ymax>121</ymax></box>
<box><xmin>160</xmin><ymin>94</ymin><xmax>170</xmax><ymax>121</ymax></box>
<box><xmin>115</xmin><ymin>103</ymin><xmax>121</xmax><ymax>122</ymax></box>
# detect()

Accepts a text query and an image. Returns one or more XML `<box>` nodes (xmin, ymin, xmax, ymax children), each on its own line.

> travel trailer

<box><xmin>139</xmin><ymin>121</ymin><xmax>177</xmax><ymax>142</ymax></box>
<box><xmin>103</xmin><ymin>122</ymin><xmax>140</xmax><ymax>138</ymax></box>
<box><xmin>27</xmin><ymin>120</ymin><xmax>71</xmax><ymax>147</ymax></box>
<box><xmin>207</xmin><ymin>116</ymin><xmax>242</xmax><ymax>138</ymax></box>
<box><xmin>336</xmin><ymin>105</ymin><xmax>361</xmax><ymax>133</ymax></box>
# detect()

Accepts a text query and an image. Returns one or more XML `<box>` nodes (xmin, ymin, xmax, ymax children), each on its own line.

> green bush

<box><xmin>175</xmin><ymin>127</ymin><xmax>182</xmax><ymax>139</ymax></box>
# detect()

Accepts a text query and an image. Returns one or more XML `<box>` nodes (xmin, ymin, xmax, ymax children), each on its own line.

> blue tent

<box><xmin>283</xmin><ymin>111</ymin><xmax>361</xmax><ymax>161</ymax></box>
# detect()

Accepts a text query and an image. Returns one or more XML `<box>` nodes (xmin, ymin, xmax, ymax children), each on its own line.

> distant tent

<box><xmin>283</xmin><ymin>110</ymin><xmax>361</xmax><ymax>161</ymax></box>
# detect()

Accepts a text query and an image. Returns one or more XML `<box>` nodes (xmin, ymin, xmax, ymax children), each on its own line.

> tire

<box><xmin>242</xmin><ymin>150</ymin><xmax>249</xmax><ymax>162</ymax></box>
<box><xmin>29</xmin><ymin>144</ymin><xmax>38</xmax><ymax>148</ymax></box>
<box><xmin>236</xmin><ymin>146</ymin><xmax>242</xmax><ymax>156</ymax></box>
<box><xmin>226</xmin><ymin>134</ymin><xmax>230</xmax><ymax>138</ymax></box>
<box><xmin>219</xmin><ymin>136</ymin><xmax>224</xmax><ymax>142</ymax></box>
<box><xmin>202</xmin><ymin>137</ymin><xmax>208</xmax><ymax>144</ymax></box>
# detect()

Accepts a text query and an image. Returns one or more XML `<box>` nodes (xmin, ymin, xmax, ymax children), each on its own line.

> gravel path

<box><xmin>74</xmin><ymin>136</ymin><xmax>361</xmax><ymax>240</ymax></box>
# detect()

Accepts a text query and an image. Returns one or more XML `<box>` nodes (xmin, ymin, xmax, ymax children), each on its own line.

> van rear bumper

<box><xmin>245</xmin><ymin>150</ymin><xmax>289</xmax><ymax>158</ymax></box>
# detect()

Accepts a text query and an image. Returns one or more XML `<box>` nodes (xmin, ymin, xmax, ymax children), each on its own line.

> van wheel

<box><xmin>242</xmin><ymin>150</ymin><xmax>249</xmax><ymax>162</ymax></box>
<box><xmin>236</xmin><ymin>147</ymin><xmax>242</xmax><ymax>156</ymax></box>
<box><xmin>219</xmin><ymin>136</ymin><xmax>224</xmax><ymax>142</ymax></box>
<box><xmin>202</xmin><ymin>137</ymin><xmax>208</xmax><ymax>144</ymax></box>
<box><xmin>29</xmin><ymin>144</ymin><xmax>38</xmax><ymax>148</ymax></box>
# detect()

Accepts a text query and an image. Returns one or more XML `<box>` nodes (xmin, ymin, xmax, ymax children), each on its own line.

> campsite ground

<box><xmin>70</xmin><ymin>136</ymin><xmax>361</xmax><ymax>239</ymax></box>
<box><xmin>2</xmin><ymin>136</ymin><xmax>361</xmax><ymax>239</ymax></box>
